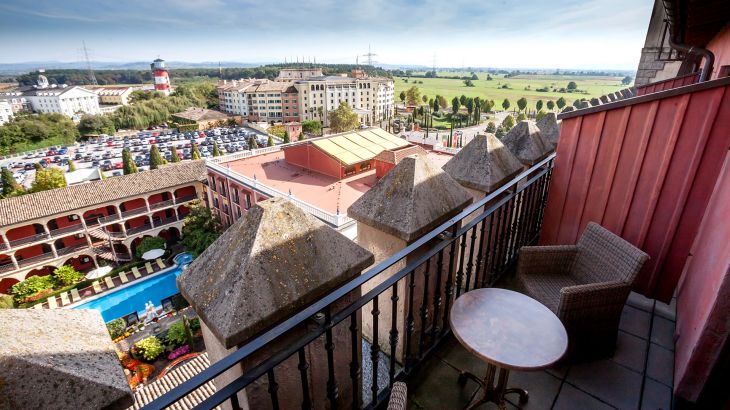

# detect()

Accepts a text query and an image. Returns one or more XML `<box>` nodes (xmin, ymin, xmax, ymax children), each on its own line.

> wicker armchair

<box><xmin>387</xmin><ymin>382</ymin><xmax>407</xmax><ymax>410</ymax></box>
<box><xmin>516</xmin><ymin>222</ymin><xmax>649</xmax><ymax>360</ymax></box>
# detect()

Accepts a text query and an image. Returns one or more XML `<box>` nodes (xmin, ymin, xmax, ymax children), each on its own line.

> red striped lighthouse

<box><xmin>151</xmin><ymin>58</ymin><xmax>170</xmax><ymax>95</ymax></box>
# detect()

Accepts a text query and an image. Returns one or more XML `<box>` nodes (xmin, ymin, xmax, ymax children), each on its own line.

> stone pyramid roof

<box><xmin>536</xmin><ymin>112</ymin><xmax>561</xmax><ymax>146</ymax></box>
<box><xmin>502</xmin><ymin>121</ymin><xmax>554</xmax><ymax>166</ymax></box>
<box><xmin>177</xmin><ymin>197</ymin><xmax>374</xmax><ymax>348</ymax></box>
<box><xmin>442</xmin><ymin>134</ymin><xmax>523</xmax><ymax>193</ymax></box>
<box><xmin>0</xmin><ymin>309</ymin><xmax>133</xmax><ymax>410</ymax></box>
<box><xmin>348</xmin><ymin>154</ymin><xmax>473</xmax><ymax>242</ymax></box>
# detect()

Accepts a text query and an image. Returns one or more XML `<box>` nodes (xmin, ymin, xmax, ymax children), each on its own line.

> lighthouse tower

<box><xmin>151</xmin><ymin>58</ymin><xmax>170</xmax><ymax>95</ymax></box>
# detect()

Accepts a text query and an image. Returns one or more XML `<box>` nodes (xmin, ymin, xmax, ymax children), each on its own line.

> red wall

<box><xmin>707</xmin><ymin>24</ymin><xmax>730</xmax><ymax>80</ymax></box>
<box><xmin>375</xmin><ymin>160</ymin><xmax>395</xmax><ymax>179</ymax></box>
<box><xmin>51</xmin><ymin>215</ymin><xmax>83</xmax><ymax>230</ymax></box>
<box><xmin>540</xmin><ymin>77</ymin><xmax>730</xmax><ymax>302</ymax></box>
<box><xmin>0</xmin><ymin>278</ymin><xmax>19</xmax><ymax>294</ymax></box>
<box><xmin>636</xmin><ymin>72</ymin><xmax>699</xmax><ymax>96</ymax></box>
<box><xmin>6</xmin><ymin>224</ymin><xmax>41</xmax><ymax>241</ymax></box>
<box><xmin>174</xmin><ymin>186</ymin><xmax>196</xmax><ymax>198</ymax></box>
<box><xmin>14</xmin><ymin>245</ymin><xmax>47</xmax><ymax>259</ymax></box>
<box><xmin>126</xmin><ymin>216</ymin><xmax>150</xmax><ymax>229</ymax></box>
<box><xmin>283</xmin><ymin>145</ymin><xmax>343</xmax><ymax>179</ymax></box>
<box><xmin>674</xmin><ymin>152</ymin><xmax>730</xmax><ymax>401</ymax></box>
<box><xmin>121</xmin><ymin>198</ymin><xmax>146</xmax><ymax>211</ymax></box>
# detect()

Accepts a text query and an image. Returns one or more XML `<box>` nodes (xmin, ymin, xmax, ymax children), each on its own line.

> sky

<box><xmin>0</xmin><ymin>0</ymin><xmax>654</xmax><ymax>70</ymax></box>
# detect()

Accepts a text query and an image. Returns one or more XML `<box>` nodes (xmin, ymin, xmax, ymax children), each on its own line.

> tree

<box><xmin>517</xmin><ymin>97</ymin><xmax>527</xmax><ymax>112</ymax></box>
<box><xmin>122</xmin><ymin>148</ymin><xmax>138</xmax><ymax>174</ymax></box>
<box><xmin>486</xmin><ymin>122</ymin><xmax>497</xmax><ymax>133</ymax></box>
<box><xmin>567</xmin><ymin>81</ymin><xmax>578</xmax><ymax>90</ymax></box>
<box><xmin>536</xmin><ymin>110</ymin><xmax>547</xmax><ymax>121</ymax></box>
<box><xmin>248</xmin><ymin>136</ymin><xmax>258</xmax><ymax>150</ymax></box>
<box><xmin>191</xmin><ymin>144</ymin><xmax>202</xmax><ymax>160</ymax></box>
<box><xmin>181</xmin><ymin>200</ymin><xmax>222</xmax><ymax>257</ymax></box>
<box><xmin>135</xmin><ymin>236</ymin><xmax>166</xmax><ymax>259</ymax></box>
<box><xmin>556</xmin><ymin>97</ymin><xmax>566</xmax><ymax>110</ymax></box>
<box><xmin>301</xmin><ymin>120</ymin><xmax>321</xmax><ymax>135</ymax></box>
<box><xmin>451</xmin><ymin>97</ymin><xmax>460</xmax><ymax>114</ymax></box>
<box><xmin>267</xmin><ymin>135</ymin><xmax>274</xmax><ymax>147</ymax></box>
<box><xmin>328</xmin><ymin>102</ymin><xmax>359</xmax><ymax>133</ymax></box>
<box><xmin>405</xmin><ymin>86</ymin><xmax>421</xmax><ymax>106</ymax></box>
<box><xmin>149</xmin><ymin>144</ymin><xmax>164</xmax><ymax>170</ymax></box>
<box><xmin>463</xmin><ymin>79</ymin><xmax>475</xmax><ymax>87</ymax></box>
<box><xmin>432</xmin><ymin>98</ymin><xmax>439</xmax><ymax>113</ymax></box>
<box><xmin>459</xmin><ymin>95</ymin><xmax>467</xmax><ymax>106</ymax></box>
<box><xmin>421</xmin><ymin>95</ymin><xmax>428</xmax><ymax>104</ymax></box>
<box><xmin>536</xmin><ymin>100</ymin><xmax>544</xmax><ymax>112</ymax></box>
<box><xmin>212</xmin><ymin>143</ymin><xmax>222</xmax><ymax>157</ymax></box>
<box><xmin>169</xmin><ymin>146</ymin><xmax>181</xmax><ymax>163</ymax></box>
<box><xmin>67</xmin><ymin>160</ymin><xmax>76</xmax><ymax>172</ymax></box>
<box><xmin>516</xmin><ymin>113</ymin><xmax>527</xmax><ymax>122</ymax></box>
<box><xmin>502</xmin><ymin>98</ymin><xmax>511</xmax><ymax>111</ymax></box>
<box><xmin>547</xmin><ymin>100</ymin><xmax>555</xmax><ymax>111</ymax></box>
<box><xmin>399</xmin><ymin>91</ymin><xmax>406</xmax><ymax>103</ymax></box>
<box><xmin>283</xmin><ymin>130</ymin><xmax>290</xmax><ymax>143</ymax></box>
<box><xmin>53</xmin><ymin>265</ymin><xmax>84</xmax><ymax>286</ymax></box>
<box><xmin>437</xmin><ymin>95</ymin><xmax>448</xmax><ymax>110</ymax></box>
<box><xmin>78</xmin><ymin>114</ymin><xmax>115</xmax><ymax>136</ymax></box>
<box><xmin>621</xmin><ymin>76</ymin><xmax>633</xmax><ymax>85</ymax></box>
<box><xmin>1</xmin><ymin>167</ymin><xmax>23</xmax><ymax>197</ymax></box>
<box><xmin>495</xmin><ymin>126</ymin><xmax>507</xmax><ymax>139</ymax></box>
<box><xmin>31</xmin><ymin>168</ymin><xmax>66</xmax><ymax>192</ymax></box>
<box><xmin>501</xmin><ymin>115</ymin><xmax>515</xmax><ymax>130</ymax></box>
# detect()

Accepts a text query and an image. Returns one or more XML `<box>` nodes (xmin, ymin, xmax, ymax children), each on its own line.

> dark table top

<box><xmin>450</xmin><ymin>288</ymin><xmax>568</xmax><ymax>370</ymax></box>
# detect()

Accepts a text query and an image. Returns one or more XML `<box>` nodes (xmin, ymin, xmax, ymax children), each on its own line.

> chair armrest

<box><xmin>557</xmin><ymin>281</ymin><xmax>631</xmax><ymax>319</ymax></box>
<box><xmin>516</xmin><ymin>245</ymin><xmax>578</xmax><ymax>276</ymax></box>
<box><xmin>387</xmin><ymin>382</ymin><xmax>408</xmax><ymax>410</ymax></box>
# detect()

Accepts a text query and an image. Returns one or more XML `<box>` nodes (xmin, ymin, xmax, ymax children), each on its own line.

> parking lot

<box><xmin>1</xmin><ymin>126</ymin><xmax>274</xmax><ymax>187</ymax></box>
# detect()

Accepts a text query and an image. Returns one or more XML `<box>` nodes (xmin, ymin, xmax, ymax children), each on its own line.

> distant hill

<box><xmin>0</xmin><ymin>61</ymin><xmax>263</xmax><ymax>75</ymax></box>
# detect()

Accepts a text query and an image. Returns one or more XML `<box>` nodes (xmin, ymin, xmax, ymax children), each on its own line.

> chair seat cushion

<box><xmin>517</xmin><ymin>272</ymin><xmax>581</xmax><ymax>313</ymax></box>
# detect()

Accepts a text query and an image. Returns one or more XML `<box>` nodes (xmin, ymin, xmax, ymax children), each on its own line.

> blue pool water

<box><xmin>74</xmin><ymin>253</ymin><xmax>193</xmax><ymax>322</ymax></box>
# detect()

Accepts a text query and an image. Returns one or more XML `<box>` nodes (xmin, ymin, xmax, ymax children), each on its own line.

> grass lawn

<box><xmin>394</xmin><ymin>74</ymin><xmax>628</xmax><ymax>110</ymax></box>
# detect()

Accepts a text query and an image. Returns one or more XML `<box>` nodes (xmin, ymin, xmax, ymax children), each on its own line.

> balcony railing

<box><xmin>149</xmin><ymin>199</ymin><xmax>175</xmax><ymax>211</ymax></box>
<box><xmin>49</xmin><ymin>224</ymin><xmax>85</xmax><ymax>238</ymax></box>
<box><xmin>56</xmin><ymin>244</ymin><xmax>88</xmax><ymax>257</ymax></box>
<box><xmin>96</xmin><ymin>213</ymin><xmax>121</xmax><ymax>225</ymax></box>
<box><xmin>175</xmin><ymin>194</ymin><xmax>197</xmax><ymax>204</ymax></box>
<box><xmin>0</xmin><ymin>263</ymin><xmax>15</xmax><ymax>274</ymax></box>
<box><xmin>125</xmin><ymin>223</ymin><xmax>153</xmax><ymax>236</ymax></box>
<box><xmin>120</xmin><ymin>206</ymin><xmax>149</xmax><ymax>219</ymax></box>
<box><xmin>8</xmin><ymin>232</ymin><xmax>50</xmax><ymax>248</ymax></box>
<box><xmin>153</xmin><ymin>216</ymin><xmax>178</xmax><ymax>228</ymax></box>
<box><xmin>0</xmin><ymin>242</ymin><xmax>8</xmax><ymax>251</ymax></box>
<box><xmin>143</xmin><ymin>154</ymin><xmax>556</xmax><ymax>410</ymax></box>
<box><xmin>16</xmin><ymin>252</ymin><xmax>55</xmax><ymax>268</ymax></box>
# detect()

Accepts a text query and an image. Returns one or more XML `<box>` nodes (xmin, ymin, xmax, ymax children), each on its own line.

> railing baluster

<box><xmin>480</xmin><ymin>207</ymin><xmax>496</xmax><ymax>287</ymax></box>
<box><xmin>389</xmin><ymin>282</ymin><xmax>399</xmax><ymax>387</ymax></box>
<box><xmin>298</xmin><ymin>348</ymin><xmax>313</xmax><ymax>410</ymax></box>
<box><xmin>349</xmin><ymin>313</ymin><xmax>360</xmax><ymax>410</ymax></box>
<box><xmin>405</xmin><ymin>271</ymin><xmax>416</xmax><ymax>370</ymax></box>
<box><xmin>418</xmin><ymin>258</ymin><xmax>431</xmax><ymax>358</ymax></box>
<box><xmin>324</xmin><ymin>308</ymin><xmax>339</xmax><ymax>409</ymax></box>
<box><xmin>455</xmin><ymin>226</ymin><xmax>468</xmax><ymax>297</ymax></box>
<box><xmin>463</xmin><ymin>225</ymin><xmax>478</xmax><ymax>292</ymax></box>
<box><xmin>431</xmin><ymin>247</ymin><xmax>445</xmax><ymax>338</ymax></box>
<box><xmin>267</xmin><ymin>369</ymin><xmax>280</xmax><ymax>410</ymax></box>
<box><xmin>441</xmin><ymin>226</ymin><xmax>458</xmax><ymax>337</ymax></box>
<box><xmin>488</xmin><ymin>201</ymin><xmax>505</xmax><ymax>278</ymax></box>
<box><xmin>508</xmin><ymin>190</ymin><xmax>524</xmax><ymax>261</ymax></box>
<box><xmin>370</xmin><ymin>295</ymin><xmax>380</xmax><ymax>405</ymax></box>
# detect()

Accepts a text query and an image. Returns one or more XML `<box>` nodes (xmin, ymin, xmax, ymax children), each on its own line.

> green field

<box><xmin>394</xmin><ymin>74</ymin><xmax>628</xmax><ymax>110</ymax></box>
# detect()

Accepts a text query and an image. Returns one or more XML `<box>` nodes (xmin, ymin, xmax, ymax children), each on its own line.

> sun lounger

<box><xmin>92</xmin><ymin>281</ymin><xmax>103</xmax><ymax>293</ymax></box>
<box><xmin>60</xmin><ymin>292</ymin><xmax>70</xmax><ymax>306</ymax></box>
<box><xmin>70</xmin><ymin>288</ymin><xmax>81</xmax><ymax>302</ymax></box>
<box><xmin>33</xmin><ymin>303</ymin><xmax>43</xmax><ymax>309</ymax></box>
<box><xmin>145</xmin><ymin>262</ymin><xmax>154</xmax><ymax>273</ymax></box>
<box><xmin>47</xmin><ymin>296</ymin><xmax>58</xmax><ymax>309</ymax></box>
<box><xmin>131</xmin><ymin>266</ymin><xmax>142</xmax><ymax>279</ymax></box>
<box><xmin>155</xmin><ymin>258</ymin><xmax>166</xmax><ymax>270</ymax></box>
<box><xmin>119</xmin><ymin>271</ymin><xmax>129</xmax><ymax>283</ymax></box>
<box><xmin>104</xmin><ymin>276</ymin><xmax>115</xmax><ymax>289</ymax></box>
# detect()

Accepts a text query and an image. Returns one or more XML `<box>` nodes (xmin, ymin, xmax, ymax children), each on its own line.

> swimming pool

<box><xmin>74</xmin><ymin>254</ymin><xmax>192</xmax><ymax>322</ymax></box>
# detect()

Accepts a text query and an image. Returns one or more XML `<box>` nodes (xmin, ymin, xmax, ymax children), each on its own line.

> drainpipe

<box><xmin>668</xmin><ymin>36</ymin><xmax>715</xmax><ymax>82</ymax></box>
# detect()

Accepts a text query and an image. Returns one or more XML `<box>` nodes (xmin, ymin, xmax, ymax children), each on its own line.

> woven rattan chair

<box><xmin>387</xmin><ymin>382</ymin><xmax>408</xmax><ymax>410</ymax></box>
<box><xmin>516</xmin><ymin>222</ymin><xmax>649</xmax><ymax>360</ymax></box>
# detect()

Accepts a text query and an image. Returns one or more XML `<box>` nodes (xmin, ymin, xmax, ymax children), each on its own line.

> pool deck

<box><xmin>35</xmin><ymin>258</ymin><xmax>174</xmax><ymax>310</ymax></box>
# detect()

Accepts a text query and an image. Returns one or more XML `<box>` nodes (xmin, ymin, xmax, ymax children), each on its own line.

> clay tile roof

<box><xmin>172</xmin><ymin>108</ymin><xmax>229</xmax><ymax>122</ymax></box>
<box><xmin>0</xmin><ymin>161</ymin><xmax>206</xmax><ymax>228</ymax></box>
<box><xmin>374</xmin><ymin>145</ymin><xmax>428</xmax><ymax>165</ymax></box>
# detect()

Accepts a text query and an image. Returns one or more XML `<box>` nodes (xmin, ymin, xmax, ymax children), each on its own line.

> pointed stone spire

<box><xmin>348</xmin><ymin>154</ymin><xmax>473</xmax><ymax>242</ymax></box>
<box><xmin>0</xmin><ymin>310</ymin><xmax>133</xmax><ymax>410</ymax></box>
<box><xmin>536</xmin><ymin>112</ymin><xmax>561</xmax><ymax>146</ymax></box>
<box><xmin>502</xmin><ymin>121</ymin><xmax>554</xmax><ymax>166</ymax></box>
<box><xmin>177</xmin><ymin>197</ymin><xmax>373</xmax><ymax>348</ymax></box>
<box><xmin>442</xmin><ymin>134</ymin><xmax>523</xmax><ymax>194</ymax></box>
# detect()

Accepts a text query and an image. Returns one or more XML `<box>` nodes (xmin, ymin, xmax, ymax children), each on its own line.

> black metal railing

<box><xmin>8</xmin><ymin>232</ymin><xmax>49</xmax><ymax>248</ymax></box>
<box><xmin>143</xmin><ymin>153</ymin><xmax>556</xmax><ymax>410</ymax></box>
<box><xmin>49</xmin><ymin>224</ymin><xmax>85</xmax><ymax>238</ymax></box>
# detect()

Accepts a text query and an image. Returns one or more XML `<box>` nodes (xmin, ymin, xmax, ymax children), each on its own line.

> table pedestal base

<box><xmin>459</xmin><ymin>364</ymin><xmax>528</xmax><ymax>410</ymax></box>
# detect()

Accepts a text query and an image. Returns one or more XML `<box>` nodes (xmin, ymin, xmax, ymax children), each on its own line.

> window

<box><xmin>719</xmin><ymin>66</ymin><xmax>730</xmax><ymax>78</ymax></box>
<box><xmin>209</xmin><ymin>177</ymin><xmax>217</xmax><ymax>191</ymax></box>
<box><xmin>245</xmin><ymin>193</ymin><xmax>252</xmax><ymax>209</ymax></box>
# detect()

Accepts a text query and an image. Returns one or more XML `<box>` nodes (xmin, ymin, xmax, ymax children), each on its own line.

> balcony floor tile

<box><xmin>646</xmin><ymin>343</ymin><xmax>674</xmax><ymax>387</ymax></box>
<box><xmin>641</xmin><ymin>377</ymin><xmax>672</xmax><ymax>410</ymax></box>
<box><xmin>620</xmin><ymin>305</ymin><xmax>652</xmax><ymax>339</ymax></box>
<box><xmin>611</xmin><ymin>330</ymin><xmax>648</xmax><ymax>373</ymax></box>
<box><xmin>566</xmin><ymin>359</ymin><xmax>642</xmax><ymax>410</ymax></box>
<box><xmin>553</xmin><ymin>384</ymin><xmax>614</xmax><ymax>410</ymax></box>
<box><xmin>650</xmin><ymin>317</ymin><xmax>675</xmax><ymax>351</ymax></box>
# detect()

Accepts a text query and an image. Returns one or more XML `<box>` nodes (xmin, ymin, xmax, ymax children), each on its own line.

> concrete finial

<box><xmin>536</xmin><ymin>113</ymin><xmax>561</xmax><ymax>147</ymax></box>
<box><xmin>0</xmin><ymin>309</ymin><xmax>133</xmax><ymax>410</ymax></box>
<box><xmin>348</xmin><ymin>154</ymin><xmax>473</xmax><ymax>242</ymax></box>
<box><xmin>177</xmin><ymin>197</ymin><xmax>374</xmax><ymax>348</ymax></box>
<box><xmin>442</xmin><ymin>134</ymin><xmax>523</xmax><ymax>193</ymax></box>
<box><xmin>502</xmin><ymin>121</ymin><xmax>554</xmax><ymax>166</ymax></box>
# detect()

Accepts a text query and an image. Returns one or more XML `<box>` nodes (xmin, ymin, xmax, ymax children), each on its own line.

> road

<box><xmin>397</xmin><ymin>111</ymin><xmax>511</xmax><ymax>147</ymax></box>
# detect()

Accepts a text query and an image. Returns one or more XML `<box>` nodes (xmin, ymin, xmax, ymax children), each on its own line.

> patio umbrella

<box><xmin>141</xmin><ymin>248</ymin><xmax>165</xmax><ymax>260</ymax></box>
<box><xmin>85</xmin><ymin>266</ymin><xmax>112</xmax><ymax>280</ymax></box>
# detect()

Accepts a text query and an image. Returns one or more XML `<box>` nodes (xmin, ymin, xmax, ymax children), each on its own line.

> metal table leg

<box><xmin>459</xmin><ymin>364</ymin><xmax>529</xmax><ymax>409</ymax></box>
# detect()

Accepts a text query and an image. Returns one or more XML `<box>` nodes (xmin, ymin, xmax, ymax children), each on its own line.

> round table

<box><xmin>450</xmin><ymin>288</ymin><xmax>568</xmax><ymax>409</ymax></box>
